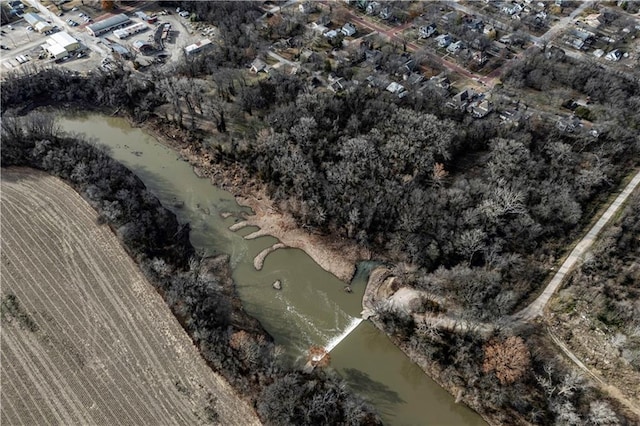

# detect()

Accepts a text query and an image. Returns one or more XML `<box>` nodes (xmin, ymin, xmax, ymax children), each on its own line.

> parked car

<box><xmin>179</xmin><ymin>10</ymin><xmax>189</xmax><ymax>18</ymax></box>
<box><xmin>0</xmin><ymin>44</ymin><xmax>9</xmax><ymax>50</ymax></box>
<box><xmin>71</xmin><ymin>7</ymin><xmax>78</xmax><ymax>11</ymax></box>
<box><xmin>26</xmin><ymin>26</ymin><xmax>33</xmax><ymax>31</ymax></box>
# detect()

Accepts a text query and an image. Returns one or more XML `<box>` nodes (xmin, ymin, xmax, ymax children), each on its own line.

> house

<box><xmin>468</xmin><ymin>99</ymin><xmax>492</xmax><ymax>118</ymax></box>
<box><xmin>605</xmin><ymin>49</ymin><xmax>622</xmax><ymax>61</ymax></box>
<box><xmin>502</xmin><ymin>4</ymin><xmax>522</xmax><ymax>15</ymax></box>
<box><xmin>379</xmin><ymin>6</ymin><xmax>391</xmax><ymax>20</ymax></box>
<box><xmin>499</xmin><ymin>34</ymin><xmax>513</xmax><ymax>44</ymax></box>
<box><xmin>556</xmin><ymin>117</ymin><xmax>581</xmax><ymax>133</ymax></box>
<box><xmin>250</xmin><ymin>58</ymin><xmax>267</xmax><ymax>73</ymax></box>
<box><xmin>328</xmin><ymin>77</ymin><xmax>345</xmax><ymax>92</ymax></box>
<box><xmin>447</xmin><ymin>40</ymin><xmax>464</xmax><ymax>54</ymax></box>
<box><xmin>366</xmin><ymin>1</ymin><xmax>380</xmax><ymax>15</ymax></box>
<box><xmin>386</xmin><ymin>81</ymin><xmax>408</xmax><ymax>98</ymax></box>
<box><xmin>464</xmin><ymin>16</ymin><xmax>484</xmax><ymax>32</ymax></box>
<box><xmin>419</xmin><ymin>24</ymin><xmax>437</xmax><ymax>39</ymax></box>
<box><xmin>400</xmin><ymin>58</ymin><xmax>416</xmax><ymax>74</ymax></box>
<box><xmin>341</xmin><ymin>22</ymin><xmax>357</xmax><ymax>37</ymax></box>
<box><xmin>185</xmin><ymin>39</ymin><xmax>212</xmax><ymax>55</ymax></box>
<box><xmin>364</xmin><ymin>49</ymin><xmax>383</xmax><ymax>66</ymax></box>
<box><xmin>545</xmin><ymin>45</ymin><xmax>565</xmax><ymax>60</ymax></box>
<box><xmin>324</xmin><ymin>29</ymin><xmax>339</xmax><ymax>38</ymax></box>
<box><xmin>298</xmin><ymin>1</ymin><xmax>314</xmax><ymax>13</ymax></box>
<box><xmin>404</xmin><ymin>72</ymin><xmax>424</xmax><ymax>86</ymax></box>
<box><xmin>473</xmin><ymin>50</ymin><xmax>488</xmax><ymax>64</ymax></box>
<box><xmin>488</xmin><ymin>41</ymin><xmax>508</xmax><ymax>56</ymax></box>
<box><xmin>429</xmin><ymin>73</ymin><xmax>450</xmax><ymax>90</ymax></box>
<box><xmin>365</xmin><ymin>73</ymin><xmax>391</xmax><ymax>89</ymax></box>
<box><xmin>447</xmin><ymin>87</ymin><xmax>476</xmax><ymax>110</ymax></box>
<box><xmin>435</xmin><ymin>34</ymin><xmax>453</xmax><ymax>48</ymax></box>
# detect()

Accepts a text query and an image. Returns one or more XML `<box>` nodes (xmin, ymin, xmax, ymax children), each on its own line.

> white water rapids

<box><xmin>325</xmin><ymin>317</ymin><xmax>364</xmax><ymax>353</ymax></box>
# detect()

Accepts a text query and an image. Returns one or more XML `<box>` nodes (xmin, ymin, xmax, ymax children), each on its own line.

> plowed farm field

<box><xmin>0</xmin><ymin>168</ymin><xmax>260</xmax><ymax>426</ymax></box>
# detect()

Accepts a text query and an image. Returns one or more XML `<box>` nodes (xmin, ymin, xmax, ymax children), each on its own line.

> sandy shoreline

<box><xmin>140</xmin><ymin>117</ymin><xmax>369</xmax><ymax>283</ymax></box>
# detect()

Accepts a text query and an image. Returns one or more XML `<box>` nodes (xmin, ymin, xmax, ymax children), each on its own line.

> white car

<box><xmin>179</xmin><ymin>11</ymin><xmax>189</xmax><ymax>18</ymax></box>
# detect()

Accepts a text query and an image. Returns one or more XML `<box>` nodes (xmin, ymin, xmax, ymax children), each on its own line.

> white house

<box><xmin>184</xmin><ymin>38</ymin><xmax>212</xmax><ymax>55</ymax></box>
<box><xmin>605</xmin><ymin>49</ymin><xmax>622</xmax><ymax>61</ymax></box>
<box><xmin>419</xmin><ymin>24</ymin><xmax>436</xmax><ymax>39</ymax></box>
<box><xmin>341</xmin><ymin>22</ymin><xmax>356</xmax><ymax>37</ymax></box>
<box><xmin>435</xmin><ymin>34</ymin><xmax>453</xmax><ymax>48</ymax></box>
<box><xmin>447</xmin><ymin>40</ymin><xmax>463</xmax><ymax>54</ymax></box>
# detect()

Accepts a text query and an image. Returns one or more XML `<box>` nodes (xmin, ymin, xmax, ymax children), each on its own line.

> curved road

<box><xmin>513</xmin><ymin>169</ymin><xmax>640</xmax><ymax>321</ymax></box>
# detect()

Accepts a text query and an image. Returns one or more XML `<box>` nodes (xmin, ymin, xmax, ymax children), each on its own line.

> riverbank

<box><xmin>136</xmin><ymin>116</ymin><xmax>492</xmax><ymax>423</ymax></box>
<box><xmin>363</xmin><ymin>267</ymin><xmax>493</xmax><ymax>425</ymax></box>
<box><xmin>140</xmin><ymin>117</ymin><xmax>371</xmax><ymax>283</ymax></box>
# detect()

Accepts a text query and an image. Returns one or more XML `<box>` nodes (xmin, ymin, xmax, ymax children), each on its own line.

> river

<box><xmin>58</xmin><ymin>114</ymin><xmax>485</xmax><ymax>426</ymax></box>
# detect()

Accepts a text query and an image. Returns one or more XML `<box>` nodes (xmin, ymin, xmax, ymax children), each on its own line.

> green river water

<box><xmin>58</xmin><ymin>114</ymin><xmax>485</xmax><ymax>426</ymax></box>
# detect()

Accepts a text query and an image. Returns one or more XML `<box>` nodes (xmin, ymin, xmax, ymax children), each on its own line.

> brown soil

<box><xmin>0</xmin><ymin>168</ymin><xmax>260</xmax><ymax>425</ymax></box>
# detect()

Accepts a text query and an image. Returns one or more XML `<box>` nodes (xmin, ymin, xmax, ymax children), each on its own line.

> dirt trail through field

<box><xmin>0</xmin><ymin>168</ymin><xmax>261</xmax><ymax>426</ymax></box>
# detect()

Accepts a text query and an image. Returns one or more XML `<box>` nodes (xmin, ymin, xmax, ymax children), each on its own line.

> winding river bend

<box><xmin>58</xmin><ymin>114</ymin><xmax>485</xmax><ymax>426</ymax></box>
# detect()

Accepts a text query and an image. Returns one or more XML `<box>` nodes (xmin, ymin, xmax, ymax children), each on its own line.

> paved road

<box><xmin>513</xmin><ymin>169</ymin><xmax>640</xmax><ymax>322</ymax></box>
<box><xmin>532</xmin><ymin>0</ymin><xmax>595</xmax><ymax>45</ymax></box>
<box><xmin>344</xmin><ymin>9</ymin><xmax>483</xmax><ymax>83</ymax></box>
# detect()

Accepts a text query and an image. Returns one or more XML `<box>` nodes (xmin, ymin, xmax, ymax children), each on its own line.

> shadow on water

<box><xmin>343</xmin><ymin>368</ymin><xmax>405</xmax><ymax>406</ymax></box>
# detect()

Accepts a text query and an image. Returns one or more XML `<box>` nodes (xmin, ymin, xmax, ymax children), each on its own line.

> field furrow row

<box><xmin>1</xmin><ymin>168</ymin><xmax>260</xmax><ymax>425</ymax></box>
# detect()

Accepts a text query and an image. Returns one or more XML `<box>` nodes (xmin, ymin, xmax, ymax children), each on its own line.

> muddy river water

<box><xmin>58</xmin><ymin>114</ymin><xmax>485</xmax><ymax>425</ymax></box>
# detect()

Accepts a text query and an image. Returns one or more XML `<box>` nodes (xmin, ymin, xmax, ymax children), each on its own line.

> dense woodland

<box><xmin>1</xmin><ymin>113</ymin><xmax>380</xmax><ymax>426</ymax></box>
<box><xmin>2</xmin><ymin>1</ymin><xmax>640</xmax><ymax>422</ymax></box>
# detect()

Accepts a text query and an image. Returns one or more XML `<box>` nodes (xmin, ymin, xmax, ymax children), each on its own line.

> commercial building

<box><xmin>86</xmin><ymin>14</ymin><xmax>130</xmax><ymax>37</ymax></box>
<box><xmin>43</xmin><ymin>31</ymin><xmax>80</xmax><ymax>59</ymax></box>
<box><xmin>184</xmin><ymin>38</ymin><xmax>212</xmax><ymax>55</ymax></box>
<box><xmin>113</xmin><ymin>22</ymin><xmax>148</xmax><ymax>39</ymax></box>
<box><xmin>135</xmin><ymin>11</ymin><xmax>157</xmax><ymax>23</ymax></box>
<box><xmin>23</xmin><ymin>12</ymin><xmax>53</xmax><ymax>33</ymax></box>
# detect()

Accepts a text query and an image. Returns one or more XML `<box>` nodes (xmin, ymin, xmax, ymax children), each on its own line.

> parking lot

<box><xmin>1</xmin><ymin>17</ymin><xmax>51</xmax><ymax>71</ymax></box>
<box><xmin>1</xmin><ymin>1</ymin><xmax>220</xmax><ymax>76</ymax></box>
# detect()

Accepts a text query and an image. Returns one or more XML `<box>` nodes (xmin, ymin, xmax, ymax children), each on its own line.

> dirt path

<box><xmin>513</xmin><ymin>169</ymin><xmax>640</xmax><ymax>321</ymax></box>
<box><xmin>548</xmin><ymin>329</ymin><xmax>640</xmax><ymax>419</ymax></box>
<box><xmin>1</xmin><ymin>168</ymin><xmax>261</xmax><ymax>426</ymax></box>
